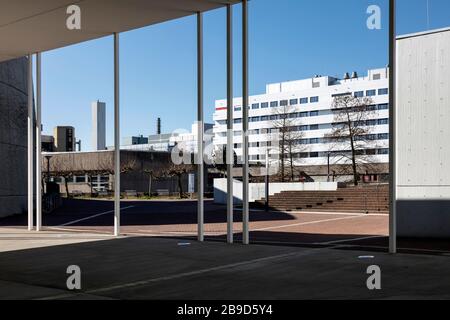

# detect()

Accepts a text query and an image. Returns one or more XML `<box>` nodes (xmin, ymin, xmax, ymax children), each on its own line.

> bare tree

<box><xmin>326</xmin><ymin>94</ymin><xmax>376</xmax><ymax>186</ymax></box>
<box><xmin>270</xmin><ymin>104</ymin><xmax>305</xmax><ymax>182</ymax></box>
<box><xmin>164</xmin><ymin>164</ymin><xmax>195</xmax><ymax>199</ymax></box>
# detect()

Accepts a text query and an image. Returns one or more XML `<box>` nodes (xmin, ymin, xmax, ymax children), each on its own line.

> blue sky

<box><xmin>40</xmin><ymin>0</ymin><xmax>450</xmax><ymax>150</ymax></box>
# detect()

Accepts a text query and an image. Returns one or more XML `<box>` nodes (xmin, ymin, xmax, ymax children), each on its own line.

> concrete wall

<box><xmin>0</xmin><ymin>57</ymin><xmax>28</xmax><ymax>218</ymax></box>
<box><xmin>396</xmin><ymin>29</ymin><xmax>450</xmax><ymax>238</ymax></box>
<box><xmin>214</xmin><ymin>178</ymin><xmax>338</xmax><ymax>204</ymax></box>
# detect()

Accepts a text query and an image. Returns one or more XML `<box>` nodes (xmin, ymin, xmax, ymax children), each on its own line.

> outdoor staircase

<box><xmin>254</xmin><ymin>184</ymin><xmax>389</xmax><ymax>214</ymax></box>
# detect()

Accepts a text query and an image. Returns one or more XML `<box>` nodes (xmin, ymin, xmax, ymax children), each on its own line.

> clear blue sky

<box><xmin>40</xmin><ymin>0</ymin><xmax>450</xmax><ymax>151</ymax></box>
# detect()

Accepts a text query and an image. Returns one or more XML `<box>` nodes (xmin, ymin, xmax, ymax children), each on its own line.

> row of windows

<box><xmin>231</xmin><ymin>88</ymin><xmax>387</xmax><ymax>112</ymax></box>
<box><xmin>291</xmin><ymin>148</ymin><xmax>389</xmax><ymax>159</ymax></box>
<box><xmin>230</xmin><ymin>118</ymin><xmax>389</xmax><ymax>129</ymax></box>
<box><xmin>228</xmin><ymin>132</ymin><xmax>389</xmax><ymax>147</ymax></box>
<box><xmin>354</xmin><ymin>88</ymin><xmax>388</xmax><ymax>98</ymax></box>
<box><xmin>217</xmin><ymin>118</ymin><xmax>389</xmax><ymax>137</ymax></box>
<box><xmin>241</xmin><ymin>96</ymin><xmax>320</xmax><ymax>111</ymax></box>
<box><xmin>244</xmin><ymin>149</ymin><xmax>390</xmax><ymax>161</ymax></box>
<box><xmin>217</xmin><ymin>104</ymin><xmax>388</xmax><ymax>125</ymax></box>
<box><xmin>298</xmin><ymin>133</ymin><xmax>389</xmax><ymax>145</ymax></box>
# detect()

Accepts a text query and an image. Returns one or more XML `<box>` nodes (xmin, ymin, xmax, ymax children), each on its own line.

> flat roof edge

<box><xmin>397</xmin><ymin>26</ymin><xmax>450</xmax><ymax>40</ymax></box>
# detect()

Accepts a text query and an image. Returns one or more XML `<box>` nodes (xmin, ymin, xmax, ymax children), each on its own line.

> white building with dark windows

<box><xmin>213</xmin><ymin>68</ymin><xmax>390</xmax><ymax>171</ymax></box>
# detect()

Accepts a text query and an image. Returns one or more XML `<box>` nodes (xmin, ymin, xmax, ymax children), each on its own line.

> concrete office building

<box><xmin>53</xmin><ymin>126</ymin><xmax>76</xmax><ymax>152</ymax></box>
<box><xmin>213</xmin><ymin>68</ymin><xmax>390</xmax><ymax>176</ymax></box>
<box><xmin>122</xmin><ymin>135</ymin><xmax>148</xmax><ymax>146</ymax></box>
<box><xmin>0</xmin><ymin>57</ymin><xmax>28</xmax><ymax>218</ymax></box>
<box><xmin>121</xmin><ymin>123</ymin><xmax>214</xmax><ymax>155</ymax></box>
<box><xmin>396</xmin><ymin>27</ymin><xmax>450</xmax><ymax>238</ymax></box>
<box><xmin>92</xmin><ymin>100</ymin><xmax>106</xmax><ymax>151</ymax></box>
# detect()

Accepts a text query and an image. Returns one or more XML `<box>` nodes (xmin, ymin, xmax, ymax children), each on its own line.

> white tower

<box><xmin>92</xmin><ymin>101</ymin><xmax>106</xmax><ymax>151</ymax></box>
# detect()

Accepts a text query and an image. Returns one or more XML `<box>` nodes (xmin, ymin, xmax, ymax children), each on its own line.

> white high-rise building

<box><xmin>92</xmin><ymin>101</ymin><xmax>106</xmax><ymax>151</ymax></box>
<box><xmin>213</xmin><ymin>68</ymin><xmax>390</xmax><ymax>168</ymax></box>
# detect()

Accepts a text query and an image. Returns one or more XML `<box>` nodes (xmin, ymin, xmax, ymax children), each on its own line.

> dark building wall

<box><xmin>0</xmin><ymin>57</ymin><xmax>28</xmax><ymax>218</ymax></box>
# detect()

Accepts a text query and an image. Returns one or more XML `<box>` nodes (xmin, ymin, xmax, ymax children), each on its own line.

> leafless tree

<box><xmin>270</xmin><ymin>104</ymin><xmax>305</xmax><ymax>182</ymax></box>
<box><xmin>164</xmin><ymin>164</ymin><xmax>195</xmax><ymax>199</ymax></box>
<box><xmin>326</xmin><ymin>94</ymin><xmax>376</xmax><ymax>186</ymax></box>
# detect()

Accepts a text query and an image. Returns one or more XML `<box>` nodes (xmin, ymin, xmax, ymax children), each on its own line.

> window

<box><xmin>234</xmin><ymin>131</ymin><xmax>241</xmax><ymax>136</ymax></box>
<box><xmin>299</xmin><ymin>125</ymin><xmax>309</xmax><ymax>131</ymax></box>
<box><xmin>234</xmin><ymin>106</ymin><xmax>242</xmax><ymax>111</ymax></box>
<box><xmin>300</xmin><ymin>153</ymin><xmax>309</xmax><ymax>159</ymax></box>
<box><xmin>366</xmin><ymin>119</ymin><xmax>377</xmax><ymax>126</ymax></box>
<box><xmin>309</xmin><ymin>124</ymin><xmax>319</xmax><ymax>130</ymax></box>
<box><xmin>250</xmin><ymin>116</ymin><xmax>260</xmax><ymax>122</ymax></box>
<box><xmin>270</xmin><ymin>101</ymin><xmax>278</xmax><ymax>108</ymax></box>
<box><xmin>300</xmin><ymin>112</ymin><xmax>308</xmax><ymax>118</ymax></box>
<box><xmin>280</xmin><ymin>100</ymin><xmax>288</xmax><ymax>106</ymax></box>
<box><xmin>75</xmin><ymin>176</ymin><xmax>86</xmax><ymax>183</ymax></box>
<box><xmin>366</xmin><ymin>90</ymin><xmax>376</xmax><ymax>97</ymax></box>
<box><xmin>354</xmin><ymin>91</ymin><xmax>364</xmax><ymax>98</ymax></box>
<box><xmin>216</xmin><ymin>120</ymin><xmax>227</xmax><ymax>125</ymax></box>
<box><xmin>234</xmin><ymin>118</ymin><xmax>242</xmax><ymax>124</ymax></box>
<box><xmin>270</xmin><ymin>115</ymin><xmax>279</xmax><ymax>120</ymax></box>
<box><xmin>300</xmin><ymin>97</ymin><xmax>308</xmax><ymax>104</ymax></box>
<box><xmin>378</xmin><ymin>103</ymin><xmax>389</xmax><ymax>110</ymax></box>
<box><xmin>249</xmin><ymin>129</ymin><xmax>259</xmax><ymax>135</ymax></box>
<box><xmin>378</xmin><ymin>119</ymin><xmax>389</xmax><ymax>125</ymax></box>
<box><xmin>367</xmin><ymin>105</ymin><xmax>377</xmax><ymax>111</ymax></box>
<box><xmin>290</xmin><ymin>99</ymin><xmax>298</xmax><ymax>105</ymax></box>
<box><xmin>378</xmin><ymin>88</ymin><xmax>388</xmax><ymax>95</ymax></box>
<box><xmin>378</xmin><ymin>149</ymin><xmax>389</xmax><ymax>155</ymax></box>
<box><xmin>373</xmin><ymin>74</ymin><xmax>381</xmax><ymax>80</ymax></box>
<box><xmin>310</xmin><ymin>96</ymin><xmax>319</xmax><ymax>103</ymax></box>
<box><xmin>289</xmin><ymin>113</ymin><xmax>297</xmax><ymax>119</ymax></box>
<box><xmin>366</xmin><ymin>149</ymin><xmax>376</xmax><ymax>155</ymax></box>
<box><xmin>234</xmin><ymin>143</ymin><xmax>242</xmax><ymax>148</ymax></box>
<box><xmin>310</xmin><ymin>111</ymin><xmax>319</xmax><ymax>117</ymax></box>
<box><xmin>378</xmin><ymin>133</ymin><xmax>389</xmax><ymax>140</ymax></box>
<box><xmin>309</xmin><ymin>138</ymin><xmax>319</xmax><ymax>144</ymax></box>
<box><xmin>310</xmin><ymin>152</ymin><xmax>319</xmax><ymax>158</ymax></box>
<box><xmin>252</xmin><ymin>103</ymin><xmax>260</xmax><ymax>109</ymax></box>
<box><xmin>261</xmin><ymin>102</ymin><xmax>269</xmax><ymax>108</ymax></box>
<box><xmin>261</xmin><ymin>116</ymin><xmax>269</xmax><ymax>121</ymax></box>
<box><xmin>299</xmin><ymin>139</ymin><xmax>309</xmax><ymax>145</ymax></box>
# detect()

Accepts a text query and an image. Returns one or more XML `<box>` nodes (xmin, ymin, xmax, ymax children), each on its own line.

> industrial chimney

<box><xmin>157</xmin><ymin>118</ymin><xmax>161</xmax><ymax>135</ymax></box>
<box><xmin>351</xmin><ymin>71</ymin><xmax>358</xmax><ymax>79</ymax></box>
<box><xmin>343</xmin><ymin>72</ymin><xmax>350</xmax><ymax>80</ymax></box>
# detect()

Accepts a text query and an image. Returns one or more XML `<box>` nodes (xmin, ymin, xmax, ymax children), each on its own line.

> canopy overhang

<box><xmin>0</xmin><ymin>0</ymin><xmax>240</xmax><ymax>62</ymax></box>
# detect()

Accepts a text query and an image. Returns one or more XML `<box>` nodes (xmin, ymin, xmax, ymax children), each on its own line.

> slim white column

<box><xmin>35</xmin><ymin>53</ymin><xmax>42</xmax><ymax>231</ymax></box>
<box><xmin>197</xmin><ymin>12</ymin><xmax>204</xmax><ymax>242</ymax></box>
<box><xmin>242</xmin><ymin>0</ymin><xmax>249</xmax><ymax>245</ymax></box>
<box><xmin>226</xmin><ymin>4</ymin><xmax>234</xmax><ymax>244</ymax></box>
<box><xmin>27</xmin><ymin>54</ymin><xmax>34</xmax><ymax>231</ymax></box>
<box><xmin>389</xmin><ymin>0</ymin><xmax>397</xmax><ymax>254</ymax></box>
<box><xmin>114</xmin><ymin>33</ymin><xmax>121</xmax><ymax>237</ymax></box>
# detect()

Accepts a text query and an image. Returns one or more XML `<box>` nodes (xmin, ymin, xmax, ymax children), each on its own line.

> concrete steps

<box><xmin>254</xmin><ymin>185</ymin><xmax>389</xmax><ymax>214</ymax></box>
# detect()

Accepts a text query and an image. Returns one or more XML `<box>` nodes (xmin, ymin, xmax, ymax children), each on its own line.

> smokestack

<box><xmin>157</xmin><ymin>118</ymin><xmax>161</xmax><ymax>135</ymax></box>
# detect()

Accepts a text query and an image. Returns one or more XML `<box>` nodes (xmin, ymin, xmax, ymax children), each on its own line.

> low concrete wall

<box><xmin>214</xmin><ymin>179</ymin><xmax>338</xmax><ymax>205</ymax></box>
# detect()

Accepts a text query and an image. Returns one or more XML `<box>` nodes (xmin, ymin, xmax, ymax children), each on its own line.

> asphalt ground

<box><xmin>1</xmin><ymin>199</ymin><xmax>450</xmax><ymax>299</ymax></box>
